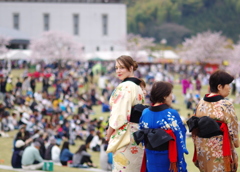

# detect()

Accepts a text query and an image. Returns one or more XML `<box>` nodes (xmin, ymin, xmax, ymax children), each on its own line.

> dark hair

<box><xmin>150</xmin><ymin>81</ymin><xmax>173</xmax><ymax>104</ymax></box>
<box><xmin>209</xmin><ymin>70</ymin><xmax>234</xmax><ymax>93</ymax></box>
<box><xmin>75</xmin><ymin>144</ymin><xmax>87</xmax><ymax>154</ymax></box>
<box><xmin>61</xmin><ymin>141</ymin><xmax>69</xmax><ymax>154</ymax></box>
<box><xmin>116</xmin><ymin>55</ymin><xmax>138</xmax><ymax>71</ymax></box>
<box><xmin>139</xmin><ymin>78</ymin><xmax>146</xmax><ymax>88</ymax></box>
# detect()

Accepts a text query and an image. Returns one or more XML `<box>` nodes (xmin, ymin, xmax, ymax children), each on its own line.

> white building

<box><xmin>0</xmin><ymin>0</ymin><xmax>126</xmax><ymax>52</ymax></box>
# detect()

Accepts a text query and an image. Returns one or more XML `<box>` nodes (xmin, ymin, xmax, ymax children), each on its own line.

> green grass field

<box><xmin>0</xmin><ymin>69</ymin><xmax>239</xmax><ymax>172</ymax></box>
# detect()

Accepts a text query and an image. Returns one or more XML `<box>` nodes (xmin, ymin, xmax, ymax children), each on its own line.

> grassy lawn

<box><xmin>0</xmin><ymin>69</ymin><xmax>239</xmax><ymax>171</ymax></box>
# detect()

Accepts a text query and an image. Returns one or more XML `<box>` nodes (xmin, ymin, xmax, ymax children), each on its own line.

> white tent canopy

<box><xmin>0</xmin><ymin>49</ymin><xmax>31</xmax><ymax>60</ymax></box>
<box><xmin>0</xmin><ymin>49</ymin><xmax>179</xmax><ymax>62</ymax></box>
<box><xmin>152</xmin><ymin>50</ymin><xmax>179</xmax><ymax>59</ymax></box>
<box><xmin>84</xmin><ymin>50</ymin><xmax>179</xmax><ymax>61</ymax></box>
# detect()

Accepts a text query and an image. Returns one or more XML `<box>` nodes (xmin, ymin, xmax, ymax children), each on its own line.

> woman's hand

<box><xmin>232</xmin><ymin>152</ymin><xmax>238</xmax><ymax>172</ymax></box>
<box><xmin>106</xmin><ymin>126</ymin><xmax>115</xmax><ymax>141</ymax></box>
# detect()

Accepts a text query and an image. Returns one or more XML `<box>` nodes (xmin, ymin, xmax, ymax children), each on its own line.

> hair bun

<box><xmin>133</xmin><ymin>60</ymin><xmax>138</xmax><ymax>71</ymax></box>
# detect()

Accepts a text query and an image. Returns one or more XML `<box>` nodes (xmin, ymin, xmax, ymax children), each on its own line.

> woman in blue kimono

<box><xmin>138</xmin><ymin>81</ymin><xmax>188</xmax><ymax>172</ymax></box>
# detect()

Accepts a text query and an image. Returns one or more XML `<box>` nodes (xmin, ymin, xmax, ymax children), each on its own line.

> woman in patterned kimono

<box><xmin>106</xmin><ymin>55</ymin><xmax>145</xmax><ymax>172</ymax></box>
<box><xmin>191</xmin><ymin>70</ymin><xmax>239</xmax><ymax>172</ymax></box>
<box><xmin>138</xmin><ymin>81</ymin><xmax>188</xmax><ymax>172</ymax></box>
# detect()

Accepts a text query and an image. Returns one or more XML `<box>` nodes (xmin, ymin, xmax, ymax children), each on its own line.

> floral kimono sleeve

<box><xmin>109</xmin><ymin>82</ymin><xmax>136</xmax><ymax>130</ymax></box>
<box><xmin>224</xmin><ymin>101</ymin><xmax>239</xmax><ymax>148</ymax></box>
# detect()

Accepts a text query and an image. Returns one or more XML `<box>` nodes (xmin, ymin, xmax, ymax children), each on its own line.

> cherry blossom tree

<box><xmin>226</xmin><ymin>42</ymin><xmax>240</xmax><ymax>75</ymax></box>
<box><xmin>30</xmin><ymin>31</ymin><xmax>83</xmax><ymax>62</ymax></box>
<box><xmin>178</xmin><ymin>31</ymin><xmax>231</xmax><ymax>64</ymax></box>
<box><xmin>0</xmin><ymin>35</ymin><xmax>10</xmax><ymax>55</ymax></box>
<box><xmin>126</xmin><ymin>33</ymin><xmax>155</xmax><ymax>61</ymax></box>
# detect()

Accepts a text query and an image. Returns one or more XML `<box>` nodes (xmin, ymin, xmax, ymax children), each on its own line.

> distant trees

<box><xmin>125</xmin><ymin>0</ymin><xmax>240</xmax><ymax>46</ymax></box>
<box><xmin>178</xmin><ymin>31</ymin><xmax>231</xmax><ymax>64</ymax></box>
<box><xmin>30</xmin><ymin>31</ymin><xmax>82</xmax><ymax>62</ymax></box>
<box><xmin>226</xmin><ymin>43</ymin><xmax>240</xmax><ymax>75</ymax></box>
<box><xmin>126</xmin><ymin>33</ymin><xmax>155</xmax><ymax>60</ymax></box>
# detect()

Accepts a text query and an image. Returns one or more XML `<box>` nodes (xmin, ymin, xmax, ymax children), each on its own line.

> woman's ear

<box><xmin>130</xmin><ymin>66</ymin><xmax>134</xmax><ymax>72</ymax></box>
<box><xmin>217</xmin><ymin>84</ymin><xmax>222</xmax><ymax>91</ymax></box>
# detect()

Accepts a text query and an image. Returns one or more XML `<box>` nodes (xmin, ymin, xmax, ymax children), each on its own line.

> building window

<box><xmin>102</xmin><ymin>14</ymin><xmax>108</xmax><ymax>36</ymax></box>
<box><xmin>96</xmin><ymin>46</ymin><xmax>100</xmax><ymax>51</ymax></box>
<box><xmin>110</xmin><ymin>46</ymin><xmax>114</xmax><ymax>51</ymax></box>
<box><xmin>13</xmin><ymin>13</ymin><xmax>19</xmax><ymax>30</ymax></box>
<box><xmin>73</xmin><ymin>14</ymin><xmax>79</xmax><ymax>35</ymax></box>
<box><xmin>43</xmin><ymin>13</ymin><xmax>50</xmax><ymax>31</ymax></box>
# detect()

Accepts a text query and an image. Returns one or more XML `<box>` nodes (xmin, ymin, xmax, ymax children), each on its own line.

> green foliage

<box><xmin>126</xmin><ymin>0</ymin><xmax>240</xmax><ymax>46</ymax></box>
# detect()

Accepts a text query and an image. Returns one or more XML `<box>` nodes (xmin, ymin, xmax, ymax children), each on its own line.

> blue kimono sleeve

<box><xmin>173</xmin><ymin>111</ymin><xmax>188</xmax><ymax>155</ymax></box>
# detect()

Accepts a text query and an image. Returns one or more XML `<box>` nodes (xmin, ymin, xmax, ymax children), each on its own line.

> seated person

<box><xmin>45</xmin><ymin>137</ymin><xmax>56</xmax><ymax>160</ymax></box>
<box><xmin>11</xmin><ymin>140</ymin><xmax>26</xmax><ymax>168</ymax></box>
<box><xmin>89</xmin><ymin>131</ymin><xmax>101</xmax><ymax>152</ymax></box>
<box><xmin>72</xmin><ymin>144</ymin><xmax>96</xmax><ymax>168</ymax></box>
<box><xmin>51</xmin><ymin>139</ymin><xmax>61</xmax><ymax>162</ymax></box>
<box><xmin>21</xmin><ymin>141</ymin><xmax>44</xmax><ymax>170</ymax></box>
<box><xmin>100</xmin><ymin>138</ymin><xmax>113</xmax><ymax>171</ymax></box>
<box><xmin>102</xmin><ymin>102</ymin><xmax>110</xmax><ymax>112</ymax></box>
<box><xmin>85</xmin><ymin>128</ymin><xmax>95</xmax><ymax>149</ymax></box>
<box><xmin>60</xmin><ymin>141</ymin><xmax>73</xmax><ymax>166</ymax></box>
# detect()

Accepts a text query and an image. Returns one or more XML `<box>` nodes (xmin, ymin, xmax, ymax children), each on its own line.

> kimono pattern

<box><xmin>193</xmin><ymin>95</ymin><xmax>239</xmax><ymax>172</ymax></box>
<box><xmin>108</xmin><ymin>78</ymin><xmax>145</xmax><ymax>172</ymax></box>
<box><xmin>139</xmin><ymin>105</ymin><xmax>188</xmax><ymax>172</ymax></box>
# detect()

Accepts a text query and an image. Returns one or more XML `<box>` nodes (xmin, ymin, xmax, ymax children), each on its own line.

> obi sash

<box><xmin>133</xmin><ymin>128</ymin><xmax>178</xmax><ymax>172</ymax></box>
<box><xmin>130</xmin><ymin>104</ymin><xmax>149</xmax><ymax>123</ymax></box>
<box><xmin>187</xmin><ymin>116</ymin><xmax>232</xmax><ymax>171</ymax></box>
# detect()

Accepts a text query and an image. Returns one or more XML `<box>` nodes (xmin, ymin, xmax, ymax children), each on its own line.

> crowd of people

<box><xmin>0</xmin><ymin>57</ymin><xmax>239</xmax><ymax>172</ymax></box>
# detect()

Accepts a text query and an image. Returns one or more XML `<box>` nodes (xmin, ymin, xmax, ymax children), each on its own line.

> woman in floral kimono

<box><xmin>137</xmin><ymin>81</ymin><xmax>188</xmax><ymax>172</ymax></box>
<box><xmin>106</xmin><ymin>55</ymin><xmax>145</xmax><ymax>172</ymax></box>
<box><xmin>190</xmin><ymin>70</ymin><xmax>239</xmax><ymax>172</ymax></box>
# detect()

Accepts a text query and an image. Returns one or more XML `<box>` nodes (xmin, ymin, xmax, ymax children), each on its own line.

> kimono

<box><xmin>107</xmin><ymin>77</ymin><xmax>145</xmax><ymax>172</ymax></box>
<box><xmin>139</xmin><ymin>104</ymin><xmax>188</xmax><ymax>172</ymax></box>
<box><xmin>192</xmin><ymin>95</ymin><xmax>239</xmax><ymax>172</ymax></box>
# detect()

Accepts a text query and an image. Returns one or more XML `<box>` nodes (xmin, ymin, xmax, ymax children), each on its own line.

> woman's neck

<box><xmin>208</xmin><ymin>93</ymin><xmax>220</xmax><ymax>97</ymax></box>
<box><xmin>153</xmin><ymin>102</ymin><xmax>164</xmax><ymax>106</ymax></box>
<box><xmin>123</xmin><ymin>76</ymin><xmax>135</xmax><ymax>80</ymax></box>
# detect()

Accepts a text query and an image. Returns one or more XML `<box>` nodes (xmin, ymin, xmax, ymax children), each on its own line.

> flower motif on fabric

<box><xmin>111</xmin><ymin>123</ymin><xmax>127</xmax><ymax>139</ymax></box>
<box><xmin>113</xmin><ymin>93</ymin><xmax>122</xmax><ymax>104</ymax></box>
<box><xmin>130</xmin><ymin>146</ymin><xmax>138</xmax><ymax>154</ymax></box>
<box><xmin>212</xmin><ymin>164</ymin><xmax>224</xmax><ymax>172</ymax></box>
<box><xmin>140</xmin><ymin>121</ymin><xmax>149</xmax><ymax>128</ymax></box>
<box><xmin>119</xmin><ymin>123</ymin><xmax>127</xmax><ymax>131</ymax></box>
<box><xmin>223</xmin><ymin>101</ymin><xmax>236</xmax><ymax>116</ymax></box>
<box><xmin>127</xmin><ymin>115</ymin><xmax>130</xmax><ymax>121</ymax></box>
<box><xmin>198</xmin><ymin>103</ymin><xmax>210</xmax><ymax>114</ymax></box>
<box><xmin>138</xmin><ymin>94</ymin><xmax>142</xmax><ymax>101</ymax></box>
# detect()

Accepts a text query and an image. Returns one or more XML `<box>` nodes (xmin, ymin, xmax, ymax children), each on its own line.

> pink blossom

<box><xmin>30</xmin><ymin>31</ymin><xmax>83</xmax><ymax>61</ymax></box>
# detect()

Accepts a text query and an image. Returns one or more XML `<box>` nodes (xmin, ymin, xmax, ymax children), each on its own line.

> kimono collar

<box><xmin>203</xmin><ymin>94</ymin><xmax>224</xmax><ymax>102</ymax></box>
<box><xmin>149</xmin><ymin>104</ymin><xmax>169</xmax><ymax>112</ymax></box>
<box><xmin>122</xmin><ymin>77</ymin><xmax>141</xmax><ymax>86</ymax></box>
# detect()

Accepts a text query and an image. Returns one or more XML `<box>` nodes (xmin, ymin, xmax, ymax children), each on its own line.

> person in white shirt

<box><xmin>89</xmin><ymin>131</ymin><xmax>101</xmax><ymax>152</ymax></box>
<box><xmin>51</xmin><ymin>141</ymin><xmax>61</xmax><ymax>162</ymax></box>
